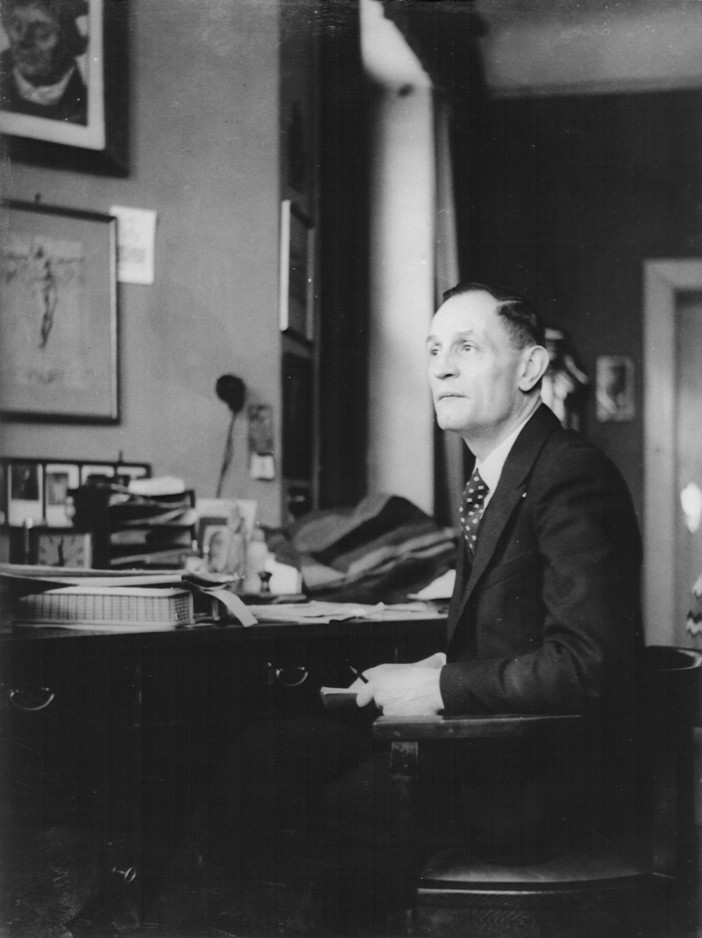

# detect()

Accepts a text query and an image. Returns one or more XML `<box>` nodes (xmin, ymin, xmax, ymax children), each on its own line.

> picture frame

<box><xmin>0</xmin><ymin>201</ymin><xmax>119</xmax><ymax>423</ymax></box>
<box><xmin>596</xmin><ymin>355</ymin><xmax>635</xmax><ymax>423</ymax></box>
<box><xmin>197</xmin><ymin>516</ymin><xmax>247</xmax><ymax>578</ymax></box>
<box><xmin>7</xmin><ymin>459</ymin><xmax>44</xmax><ymax>526</ymax></box>
<box><xmin>115</xmin><ymin>463</ymin><xmax>150</xmax><ymax>485</ymax></box>
<box><xmin>0</xmin><ymin>0</ymin><xmax>129</xmax><ymax>176</ymax></box>
<box><xmin>282</xmin><ymin>352</ymin><xmax>313</xmax><ymax>481</ymax></box>
<box><xmin>29</xmin><ymin>526</ymin><xmax>93</xmax><ymax>567</ymax></box>
<box><xmin>279</xmin><ymin>199</ymin><xmax>315</xmax><ymax>343</ymax></box>
<box><xmin>45</xmin><ymin>462</ymin><xmax>80</xmax><ymax>526</ymax></box>
<box><xmin>196</xmin><ymin>497</ymin><xmax>258</xmax><ymax>540</ymax></box>
<box><xmin>80</xmin><ymin>463</ymin><xmax>115</xmax><ymax>484</ymax></box>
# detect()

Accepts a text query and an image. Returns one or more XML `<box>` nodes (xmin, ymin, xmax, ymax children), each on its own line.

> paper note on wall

<box><xmin>110</xmin><ymin>205</ymin><xmax>157</xmax><ymax>285</ymax></box>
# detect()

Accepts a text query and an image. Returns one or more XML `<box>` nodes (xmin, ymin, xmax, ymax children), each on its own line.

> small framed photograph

<box><xmin>196</xmin><ymin>497</ymin><xmax>258</xmax><ymax>539</ymax></box>
<box><xmin>30</xmin><ymin>526</ymin><xmax>93</xmax><ymax>568</ymax></box>
<box><xmin>596</xmin><ymin>355</ymin><xmax>635</xmax><ymax>423</ymax></box>
<box><xmin>8</xmin><ymin>460</ymin><xmax>44</xmax><ymax>526</ymax></box>
<box><xmin>0</xmin><ymin>0</ymin><xmax>129</xmax><ymax>175</ymax></box>
<box><xmin>279</xmin><ymin>199</ymin><xmax>315</xmax><ymax>343</ymax></box>
<box><xmin>0</xmin><ymin>201</ymin><xmax>118</xmax><ymax>423</ymax></box>
<box><xmin>198</xmin><ymin>518</ymin><xmax>246</xmax><ymax>577</ymax></box>
<box><xmin>45</xmin><ymin>462</ymin><xmax>80</xmax><ymax>527</ymax></box>
<box><xmin>80</xmin><ymin>463</ymin><xmax>114</xmax><ymax>484</ymax></box>
<box><xmin>115</xmin><ymin>463</ymin><xmax>150</xmax><ymax>486</ymax></box>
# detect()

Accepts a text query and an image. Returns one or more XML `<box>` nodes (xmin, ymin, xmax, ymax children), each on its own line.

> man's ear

<box><xmin>518</xmin><ymin>345</ymin><xmax>550</xmax><ymax>392</ymax></box>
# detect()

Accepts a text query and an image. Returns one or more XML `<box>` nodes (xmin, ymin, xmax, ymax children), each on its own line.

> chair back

<box><xmin>644</xmin><ymin>645</ymin><xmax>702</xmax><ymax>887</ymax></box>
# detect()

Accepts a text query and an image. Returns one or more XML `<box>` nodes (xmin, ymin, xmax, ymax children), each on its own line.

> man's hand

<box><xmin>351</xmin><ymin>652</ymin><xmax>446</xmax><ymax>716</ymax></box>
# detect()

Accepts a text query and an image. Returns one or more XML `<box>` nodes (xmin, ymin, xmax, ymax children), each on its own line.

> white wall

<box><xmin>1</xmin><ymin>0</ymin><xmax>286</xmax><ymax>525</ymax></box>
<box><xmin>361</xmin><ymin>0</ymin><xmax>436</xmax><ymax>514</ymax></box>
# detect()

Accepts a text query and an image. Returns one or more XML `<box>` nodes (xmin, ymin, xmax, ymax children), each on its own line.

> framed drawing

<box><xmin>0</xmin><ymin>0</ymin><xmax>128</xmax><ymax>176</ymax></box>
<box><xmin>279</xmin><ymin>199</ymin><xmax>315</xmax><ymax>343</ymax></box>
<box><xmin>596</xmin><ymin>355</ymin><xmax>635</xmax><ymax>423</ymax></box>
<box><xmin>0</xmin><ymin>200</ymin><xmax>119</xmax><ymax>422</ymax></box>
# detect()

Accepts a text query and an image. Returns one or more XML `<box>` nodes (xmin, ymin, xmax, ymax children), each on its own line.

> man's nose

<box><xmin>430</xmin><ymin>349</ymin><xmax>458</xmax><ymax>378</ymax></box>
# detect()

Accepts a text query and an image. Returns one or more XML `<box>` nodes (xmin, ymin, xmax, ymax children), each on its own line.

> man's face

<box><xmin>426</xmin><ymin>290</ymin><xmax>531</xmax><ymax>444</ymax></box>
<box><xmin>4</xmin><ymin>2</ymin><xmax>73</xmax><ymax>85</ymax></box>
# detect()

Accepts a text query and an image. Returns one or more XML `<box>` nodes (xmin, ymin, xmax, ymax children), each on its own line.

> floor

<box><xmin>0</xmin><ymin>771</ymin><xmax>407</xmax><ymax>938</ymax></box>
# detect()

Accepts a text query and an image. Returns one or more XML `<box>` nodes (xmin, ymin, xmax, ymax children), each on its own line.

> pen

<box><xmin>347</xmin><ymin>662</ymin><xmax>369</xmax><ymax>684</ymax></box>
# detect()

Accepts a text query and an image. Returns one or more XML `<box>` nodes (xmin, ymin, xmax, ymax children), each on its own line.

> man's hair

<box><xmin>1</xmin><ymin>0</ymin><xmax>89</xmax><ymax>58</ymax></box>
<box><xmin>442</xmin><ymin>281</ymin><xmax>546</xmax><ymax>349</ymax></box>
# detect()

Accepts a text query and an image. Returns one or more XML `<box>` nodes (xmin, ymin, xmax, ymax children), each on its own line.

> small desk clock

<box><xmin>29</xmin><ymin>527</ymin><xmax>93</xmax><ymax>568</ymax></box>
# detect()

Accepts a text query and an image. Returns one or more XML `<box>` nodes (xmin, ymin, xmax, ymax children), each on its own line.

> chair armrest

<box><xmin>373</xmin><ymin>713</ymin><xmax>582</xmax><ymax>741</ymax></box>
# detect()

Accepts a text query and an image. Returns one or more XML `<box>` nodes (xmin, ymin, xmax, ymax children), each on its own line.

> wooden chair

<box><xmin>373</xmin><ymin>645</ymin><xmax>702</xmax><ymax>938</ymax></box>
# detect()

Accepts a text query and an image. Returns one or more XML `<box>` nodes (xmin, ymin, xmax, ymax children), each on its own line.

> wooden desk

<box><xmin>0</xmin><ymin>614</ymin><xmax>446</xmax><ymax>920</ymax></box>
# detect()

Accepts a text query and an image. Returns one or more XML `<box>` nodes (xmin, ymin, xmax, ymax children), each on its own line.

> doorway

<box><xmin>644</xmin><ymin>259</ymin><xmax>702</xmax><ymax>646</ymax></box>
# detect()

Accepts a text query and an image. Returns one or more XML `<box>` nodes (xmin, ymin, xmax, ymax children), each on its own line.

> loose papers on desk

<box><xmin>252</xmin><ymin>600</ymin><xmax>444</xmax><ymax>624</ymax></box>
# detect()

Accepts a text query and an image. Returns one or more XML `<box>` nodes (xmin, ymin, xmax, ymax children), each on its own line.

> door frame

<box><xmin>643</xmin><ymin>259</ymin><xmax>702</xmax><ymax>644</ymax></box>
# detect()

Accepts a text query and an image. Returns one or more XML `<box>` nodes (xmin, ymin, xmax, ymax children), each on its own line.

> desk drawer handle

<box><xmin>7</xmin><ymin>685</ymin><xmax>56</xmax><ymax>711</ymax></box>
<box><xmin>269</xmin><ymin>664</ymin><xmax>309</xmax><ymax>687</ymax></box>
<box><xmin>112</xmin><ymin>866</ymin><xmax>138</xmax><ymax>885</ymax></box>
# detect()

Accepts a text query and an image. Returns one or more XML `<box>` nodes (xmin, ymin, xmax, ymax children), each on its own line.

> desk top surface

<box><xmin>0</xmin><ymin>610</ymin><xmax>447</xmax><ymax>644</ymax></box>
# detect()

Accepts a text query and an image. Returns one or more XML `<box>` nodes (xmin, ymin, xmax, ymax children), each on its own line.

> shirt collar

<box><xmin>13</xmin><ymin>64</ymin><xmax>75</xmax><ymax>107</ymax></box>
<box><xmin>476</xmin><ymin>406</ymin><xmax>538</xmax><ymax>501</ymax></box>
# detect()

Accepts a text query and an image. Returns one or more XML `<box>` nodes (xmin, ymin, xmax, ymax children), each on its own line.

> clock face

<box><xmin>32</xmin><ymin>529</ymin><xmax>92</xmax><ymax>568</ymax></box>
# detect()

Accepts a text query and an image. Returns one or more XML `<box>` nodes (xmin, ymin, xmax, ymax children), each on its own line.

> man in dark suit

<box><xmin>355</xmin><ymin>281</ymin><xmax>644</xmax><ymax>725</ymax></box>
<box><xmin>347</xmin><ymin>282</ymin><xmax>645</xmax><ymax>860</ymax></box>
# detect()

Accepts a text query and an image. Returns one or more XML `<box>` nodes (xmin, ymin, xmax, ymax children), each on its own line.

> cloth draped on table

<box><xmin>268</xmin><ymin>494</ymin><xmax>457</xmax><ymax>604</ymax></box>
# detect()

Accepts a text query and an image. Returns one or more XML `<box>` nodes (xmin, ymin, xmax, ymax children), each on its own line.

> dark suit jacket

<box><xmin>440</xmin><ymin>404</ymin><xmax>645</xmax><ymax>718</ymax></box>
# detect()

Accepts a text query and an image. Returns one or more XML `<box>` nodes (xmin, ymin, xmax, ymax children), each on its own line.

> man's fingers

<box><xmin>355</xmin><ymin>682</ymin><xmax>375</xmax><ymax>708</ymax></box>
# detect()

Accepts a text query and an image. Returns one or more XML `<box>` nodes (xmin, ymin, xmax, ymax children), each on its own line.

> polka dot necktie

<box><xmin>460</xmin><ymin>467</ymin><xmax>489</xmax><ymax>556</ymax></box>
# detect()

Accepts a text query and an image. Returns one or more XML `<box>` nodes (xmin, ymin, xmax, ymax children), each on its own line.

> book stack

<box><xmin>71</xmin><ymin>482</ymin><xmax>197</xmax><ymax>569</ymax></box>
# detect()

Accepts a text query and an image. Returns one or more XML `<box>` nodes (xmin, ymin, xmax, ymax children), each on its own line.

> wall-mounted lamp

<box><xmin>215</xmin><ymin>374</ymin><xmax>246</xmax><ymax>498</ymax></box>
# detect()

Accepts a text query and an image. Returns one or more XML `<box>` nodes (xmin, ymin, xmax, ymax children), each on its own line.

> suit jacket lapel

<box><xmin>447</xmin><ymin>405</ymin><xmax>561</xmax><ymax>643</ymax></box>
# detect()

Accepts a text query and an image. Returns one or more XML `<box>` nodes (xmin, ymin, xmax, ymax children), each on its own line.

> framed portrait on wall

<box><xmin>0</xmin><ymin>0</ymin><xmax>129</xmax><ymax>175</ymax></box>
<box><xmin>0</xmin><ymin>201</ymin><xmax>119</xmax><ymax>422</ymax></box>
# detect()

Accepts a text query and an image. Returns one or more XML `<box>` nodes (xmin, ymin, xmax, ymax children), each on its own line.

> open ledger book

<box><xmin>0</xmin><ymin>564</ymin><xmax>257</xmax><ymax>630</ymax></box>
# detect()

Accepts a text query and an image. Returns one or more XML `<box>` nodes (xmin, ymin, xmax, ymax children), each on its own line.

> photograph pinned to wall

<box><xmin>45</xmin><ymin>462</ymin><xmax>79</xmax><ymax>526</ymax></box>
<box><xmin>596</xmin><ymin>355</ymin><xmax>635</xmax><ymax>422</ymax></box>
<box><xmin>0</xmin><ymin>202</ymin><xmax>118</xmax><ymax>422</ymax></box>
<box><xmin>248</xmin><ymin>404</ymin><xmax>275</xmax><ymax>480</ymax></box>
<box><xmin>279</xmin><ymin>200</ymin><xmax>315</xmax><ymax>343</ymax></box>
<box><xmin>198</xmin><ymin>516</ymin><xmax>246</xmax><ymax>578</ymax></box>
<box><xmin>8</xmin><ymin>460</ymin><xmax>44</xmax><ymax>526</ymax></box>
<box><xmin>115</xmin><ymin>463</ymin><xmax>150</xmax><ymax>486</ymax></box>
<box><xmin>80</xmin><ymin>463</ymin><xmax>114</xmax><ymax>484</ymax></box>
<box><xmin>0</xmin><ymin>0</ymin><xmax>129</xmax><ymax>175</ymax></box>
